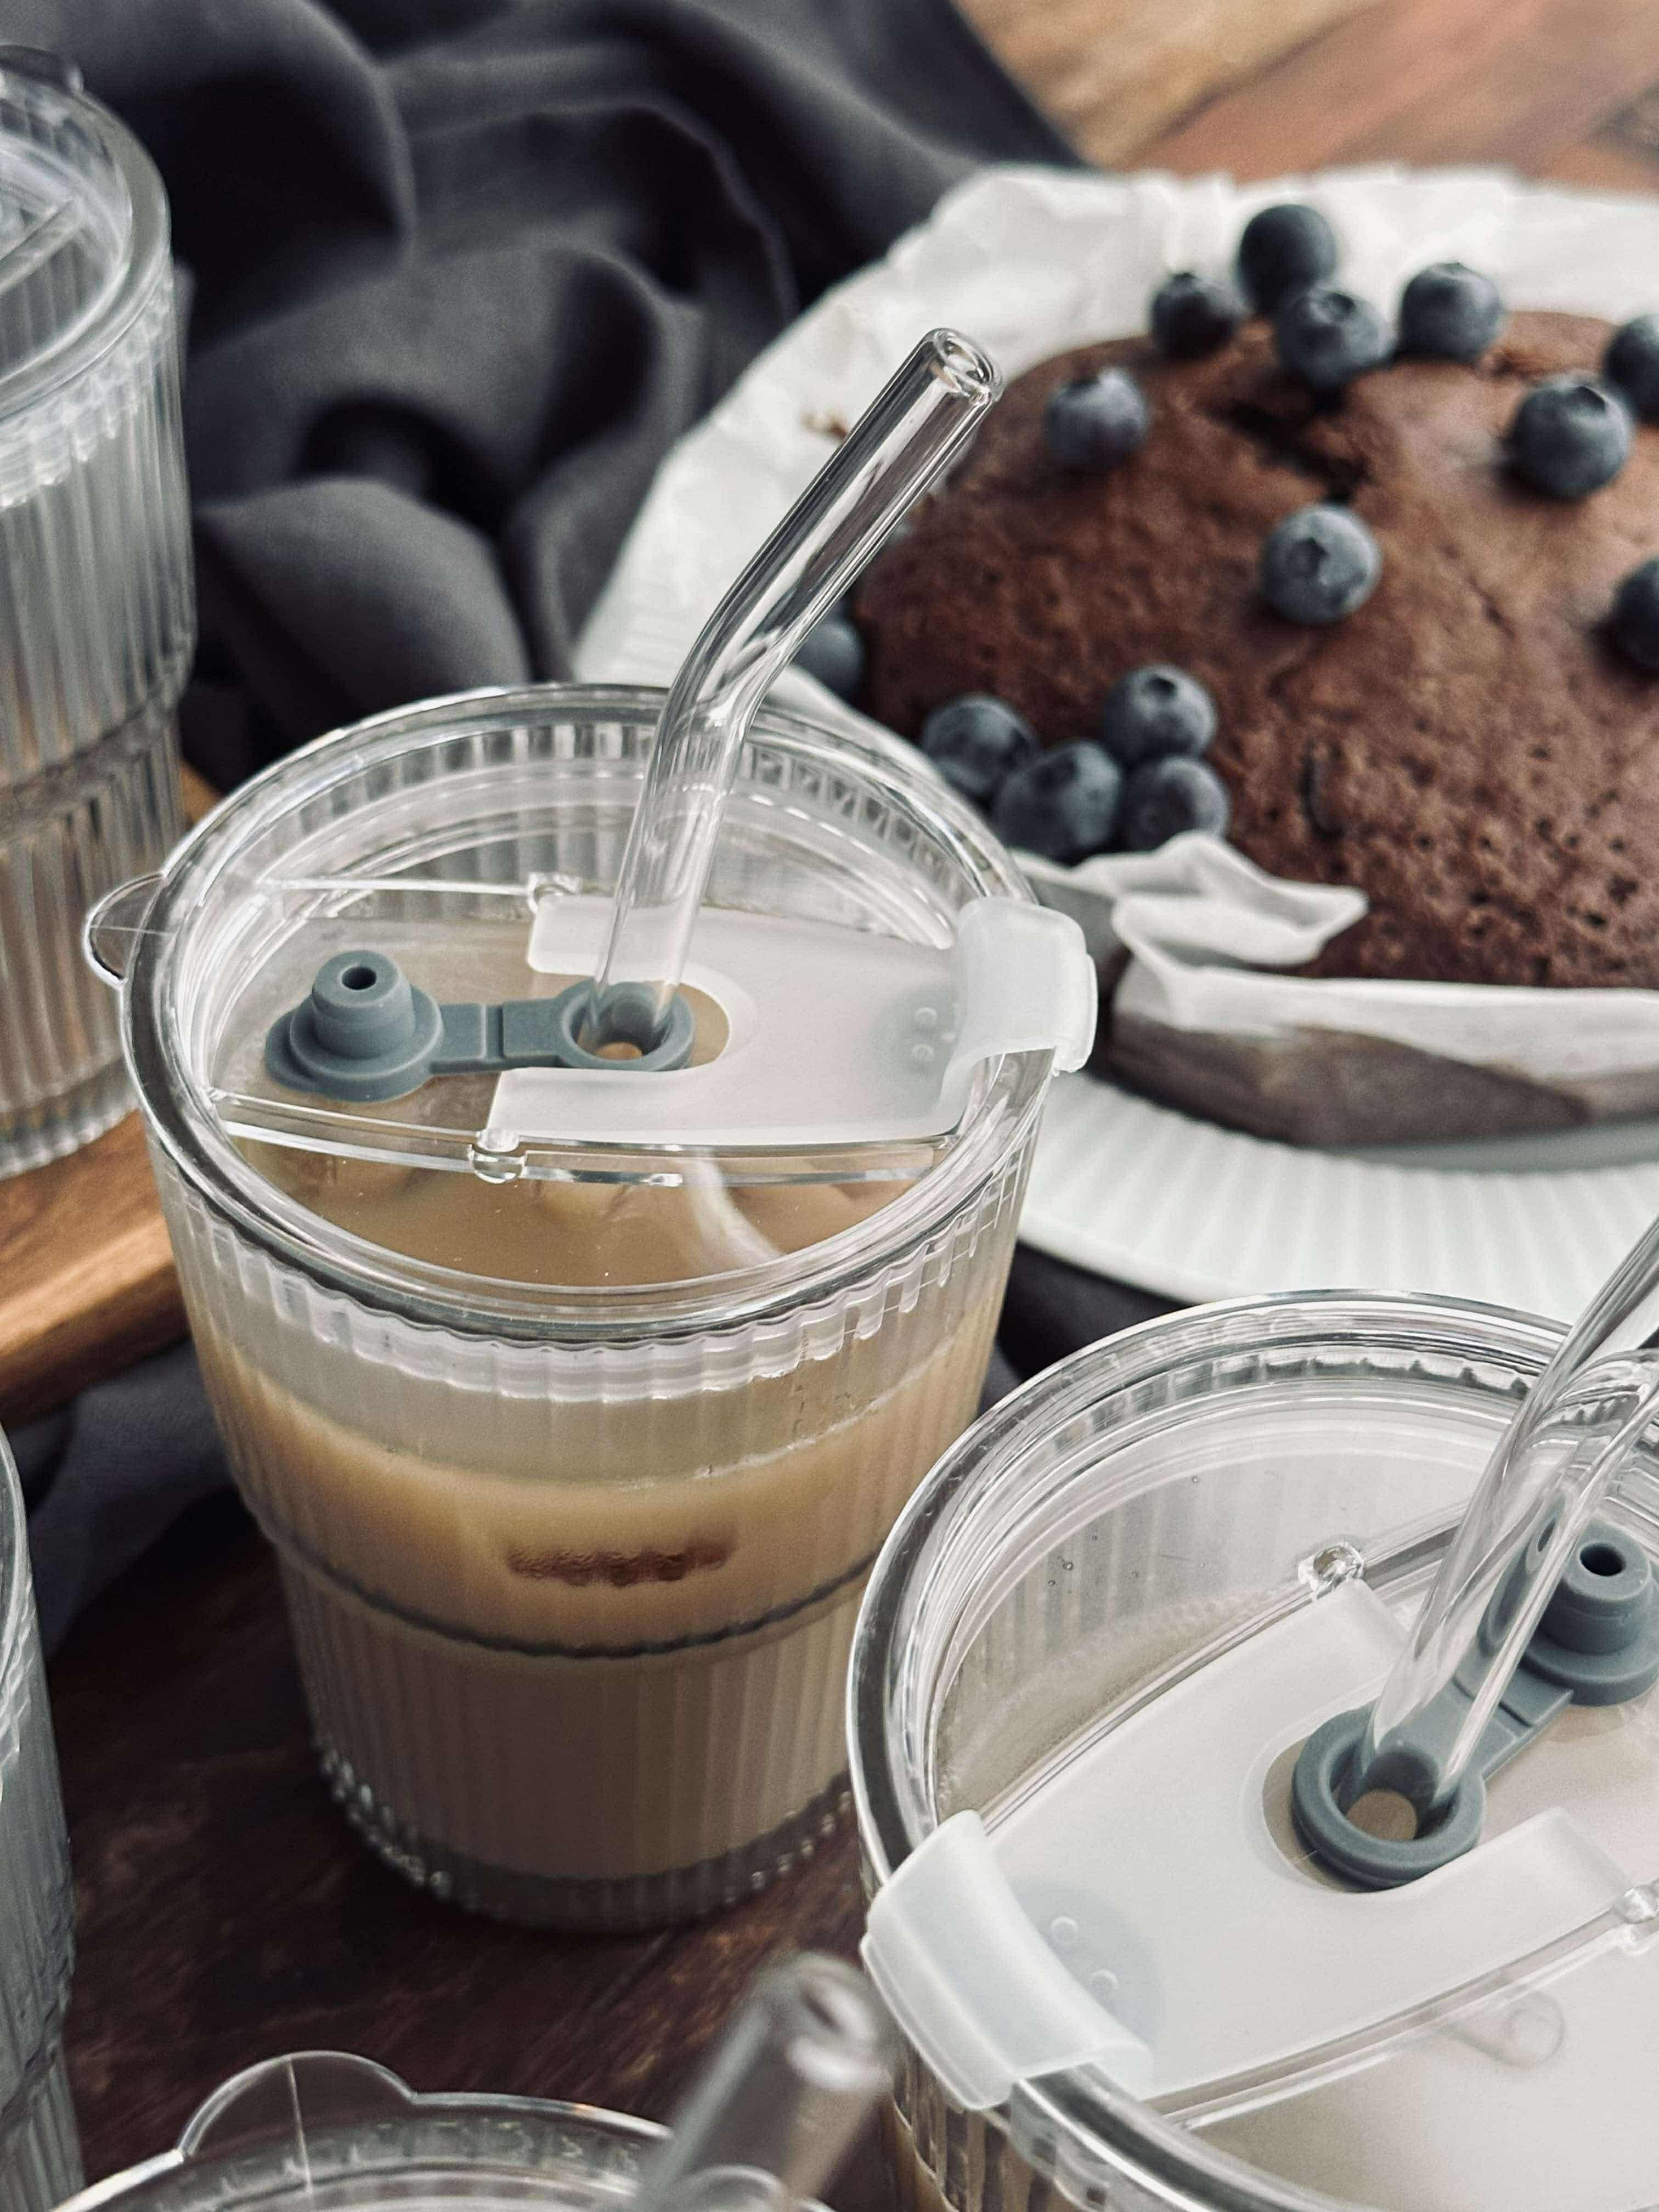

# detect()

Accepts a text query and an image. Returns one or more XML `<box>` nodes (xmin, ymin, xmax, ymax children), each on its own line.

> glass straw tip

<box><xmin>757</xmin><ymin>1954</ymin><xmax>899</xmax><ymax>2096</ymax></box>
<box><xmin>923</xmin><ymin>328</ymin><xmax>1001</xmax><ymax>403</ymax></box>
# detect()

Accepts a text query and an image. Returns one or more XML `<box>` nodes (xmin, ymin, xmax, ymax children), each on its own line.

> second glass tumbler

<box><xmin>0</xmin><ymin>52</ymin><xmax>191</xmax><ymax>1176</ymax></box>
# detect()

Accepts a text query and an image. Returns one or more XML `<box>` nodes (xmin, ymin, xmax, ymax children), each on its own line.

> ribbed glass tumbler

<box><xmin>0</xmin><ymin>50</ymin><xmax>192</xmax><ymax>1176</ymax></box>
<box><xmin>102</xmin><ymin>684</ymin><xmax>1057</xmax><ymax>1931</ymax></box>
<box><xmin>0</xmin><ymin>1432</ymin><xmax>82</xmax><ymax>2212</ymax></box>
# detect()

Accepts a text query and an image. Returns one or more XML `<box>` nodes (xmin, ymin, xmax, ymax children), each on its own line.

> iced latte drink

<box><xmin>101</xmin><ymin>687</ymin><xmax>1053</xmax><ymax>1927</ymax></box>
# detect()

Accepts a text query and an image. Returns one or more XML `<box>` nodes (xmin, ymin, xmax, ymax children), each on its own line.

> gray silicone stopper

<box><xmin>265</xmin><ymin>951</ymin><xmax>695</xmax><ymax>1103</ymax></box>
<box><xmin>1292</xmin><ymin>1516</ymin><xmax>1659</xmax><ymax>1888</ymax></box>
<box><xmin>540</xmin><ymin>981</ymin><xmax>698</xmax><ymax>1074</ymax></box>
<box><xmin>1291</xmin><ymin>1709</ymin><xmax>1489</xmax><ymax>1890</ymax></box>
<box><xmin>266</xmin><ymin>951</ymin><xmax>444</xmax><ymax>1102</ymax></box>
<box><xmin>1524</xmin><ymin>1519</ymin><xmax>1659</xmax><ymax>1704</ymax></box>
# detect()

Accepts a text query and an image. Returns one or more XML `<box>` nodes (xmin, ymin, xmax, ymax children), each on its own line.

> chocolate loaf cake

<box><xmin>855</xmin><ymin>312</ymin><xmax>1659</xmax><ymax>991</ymax></box>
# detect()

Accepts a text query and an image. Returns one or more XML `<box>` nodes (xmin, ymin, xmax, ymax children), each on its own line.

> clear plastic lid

<box><xmin>0</xmin><ymin>49</ymin><xmax>190</xmax><ymax>775</ymax></box>
<box><xmin>58</xmin><ymin>2053</ymin><xmax>666</xmax><ymax>2212</ymax></box>
<box><xmin>0</xmin><ymin>54</ymin><xmax>140</xmax><ymax>410</ymax></box>
<box><xmin>851</xmin><ymin>1294</ymin><xmax>1659</xmax><ymax>2212</ymax></box>
<box><xmin>93</xmin><ymin>685</ymin><xmax>1085</xmax><ymax>1319</ymax></box>
<box><xmin>57</xmin><ymin>1959</ymin><xmax>890</xmax><ymax>2212</ymax></box>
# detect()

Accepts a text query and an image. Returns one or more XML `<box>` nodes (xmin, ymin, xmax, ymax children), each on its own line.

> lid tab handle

<box><xmin>263</xmin><ymin>897</ymin><xmax>1094</xmax><ymax>1139</ymax></box>
<box><xmin>941</xmin><ymin>901</ymin><xmax>1097</xmax><ymax>1120</ymax></box>
<box><xmin>84</xmin><ymin>873</ymin><xmax>163</xmax><ymax>985</ymax></box>
<box><xmin>861</xmin><ymin>1813</ymin><xmax>1151</xmax><ymax>2113</ymax></box>
<box><xmin>178</xmin><ymin>2051</ymin><xmax>416</xmax><ymax>2162</ymax></box>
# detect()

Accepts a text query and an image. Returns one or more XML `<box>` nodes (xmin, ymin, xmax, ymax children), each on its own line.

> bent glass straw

<box><xmin>579</xmin><ymin>328</ymin><xmax>1001</xmax><ymax>1056</ymax></box>
<box><xmin>629</xmin><ymin>1954</ymin><xmax>898</xmax><ymax>2212</ymax></box>
<box><xmin>1350</xmin><ymin>1210</ymin><xmax>1659</xmax><ymax>1816</ymax></box>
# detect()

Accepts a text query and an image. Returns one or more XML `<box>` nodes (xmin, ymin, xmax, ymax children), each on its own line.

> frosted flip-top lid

<box><xmin>227</xmin><ymin>883</ymin><xmax>1092</xmax><ymax>1170</ymax></box>
<box><xmin>123</xmin><ymin>860</ymin><xmax>1096</xmax><ymax>1195</ymax></box>
<box><xmin>864</xmin><ymin>1553</ymin><xmax>1659</xmax><ymax>2212</ymax></box>
<box><xmin>508</xmin><ymin>893</ymin><xmax>1093</xmax><ymax>1147</ymax></box>
<box><xmin>88</xmin><ymin>686</ymin><xmax>1088</xmax><ymax>1221</ymax></box>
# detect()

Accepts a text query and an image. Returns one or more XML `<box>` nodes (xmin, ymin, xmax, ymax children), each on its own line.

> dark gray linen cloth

<box><xmin>7</xmin><ymin>0</ymin><xmax>1074</xmax><ymax>780</ymax></box>
<box><xmin>2</xmin><ymin>0</ymin><xmax>1163</xmax><ymax>1649</ymax></box>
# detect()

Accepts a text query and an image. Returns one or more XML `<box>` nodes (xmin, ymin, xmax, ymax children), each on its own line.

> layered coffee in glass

<box><xmin>93</xmin><ymin>683</ymin><xmax>1069</xmax><ymax>1928</ymax></box>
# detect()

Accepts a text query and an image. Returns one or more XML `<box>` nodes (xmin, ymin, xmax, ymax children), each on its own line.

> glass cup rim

<box><xmin>119</xmin><ymin>681</ymin><xmax>1051</xmax><ymax>1340</ymax></box>
<box><xmin>54</xmin><ymin>2068</ymin><xmax>666</xmax><ymax>2212</ymax></box>
<box><xmin>849</xmin><ymin>1286</ymin><xmax>1577</xmax><ymax>2212</ymax></box>
<box><xmin>0</xmin><ymin>56</ymin><xmax>171</xmax><ymax>420</ymax></box>
<box><xmin>0</xmin><ymin>1432</ymin><xmax>31</xmax><ymax>1715</ymax></box>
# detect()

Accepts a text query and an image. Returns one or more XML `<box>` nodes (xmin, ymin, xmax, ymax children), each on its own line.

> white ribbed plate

<box><xmin>1021</xmin><ymin>1075</ymin><xmax>1659</xmax><ymax>1319</ymax></box>
<box><xmin>577</xmin><ymin>163</ymin><xmax>1659</xmax><ymax>1320</ymax></box>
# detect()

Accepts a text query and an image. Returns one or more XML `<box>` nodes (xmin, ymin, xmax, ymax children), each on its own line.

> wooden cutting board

<box><xmin>0</xmin><ymin>1114</ymin><xmax>185</xmax><ymax>1424</ymax></box>
<box><xmin>0</xmin><ymin>765</ymin><xmax>216</xmax><ymax>1425</ymax></box>
<box><xmin>964</xmin><ymin>0</ymin><xmax>1659</xmax><ymax>187</ymax></box>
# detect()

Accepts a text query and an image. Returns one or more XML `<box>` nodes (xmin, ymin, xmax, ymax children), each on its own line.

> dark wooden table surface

<box><xmin>41</xmin><ymin>0</ymin><xmax>1659</xmax><ymax>2194</ymax></box>
<box><xmin>52</xmin><ymin>1492</ymin><xmax>876</xmax><ymax>2192</ymax></box>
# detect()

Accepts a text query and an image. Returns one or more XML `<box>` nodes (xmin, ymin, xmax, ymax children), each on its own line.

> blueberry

<box><xmin>1044</xmin><ymin>369</ymin><xmax>1149</xmax><ymax>472</ymax></box>
<box><xmin>919</xmin><ymin>694</ymin><xmax>1037</xmax><ymax>803</ymax></box>
<box><xmin>794</xmin><ymin>611</ymin><xmax>864</xmax><ymax>700</ymax></box>
<box><xmin>1509</xmin><ymin>375</ymin><xmax>1632</xmax><ymax>498</ymax></box>
<box><xmin>1120</xmin><ymin>758</ymin><xmax>1232</xmax><ymax>851</ymax></box>
<box><xmin>1398</xmin><ymin>263</ymin><xmax>1505</xmax><ymax>361</ymax></box>
<box><xmin>1235</xmin><ymin>202</ymin><xmax>1339</xmax><ymax>314</ymax></box>
<box><xmin>1099</xmin><ymin>665</ymin><xmax>1217</xmax><ymax>768</ymax></box>
<box><xmin>991</xmin><ymin>743</ymin><xmax>1122</xmax><ymax>863</ymax></box>
<box><xmin>1611</xmin><ymin>557</ymin><xmax>1659</xmax><ymax>673</ymax></box>
<box><xmin>1260</xmin><ymin>504</ymin><xmax>1381</xmax><ymax>624</ymax></box>
<box><xmin>1604</xmin><ymin>314</ymin><xmax>1659</xmax><ymax>422</ymax></box>
<box><xmin>1150</xmin><ymin>272</ymin><xmax>1245</xmax><ymax>360</ymax></box>
<box><xmin>1274</xmin><ymin>285</ymin><xmax>1391</xmax><ymax>392</ymax></box>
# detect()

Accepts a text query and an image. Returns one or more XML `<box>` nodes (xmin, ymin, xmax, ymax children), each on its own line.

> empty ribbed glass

<box><xmin>0</xmin><ymin>1429</ymin><xmax>82</xmax><ymax>2212</ymax></box>
<box><xmin>1</xmin><ymin>694</ymin><xmax>182</xmax><ymax>1175</ymax></box>
<box><xmin>0</xmin><ymin>50</ymin><xmax>192</xmax><ymax>1176</ymax></box>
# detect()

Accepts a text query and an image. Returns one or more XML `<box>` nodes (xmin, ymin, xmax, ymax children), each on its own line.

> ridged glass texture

<box><xmin>851</xmin><ymin>1295</ymin><xmax>1621</xmax><ymax>2212</ymax></box>
<box><xmin>0</xmin><ymin>2056</ymin><xmax>80</xmax><ymax>2212</ymax></box>
<box><xmin>125</xmin><ymin>686</ymin><xmax>1049</xmax><ymax>1929</ymax></box>
<box><xmin>0</xmin><ymin>60</ymin><xmax>192</xmax><ymax>777</ymax></box>
<box><xmin>1</xmin><ymin>694</ymin><xmax>183</xmax><ymax>1175</ymax></box>
<box><xmin>0</xmin><ymin>60</ymin><xmax>191</xmax><ymax>1175</ymax></box>
<box><xmin>0</xmin><ymin>1434</ymin><xmax>81</xmax><ymax>2212</ymax></box>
